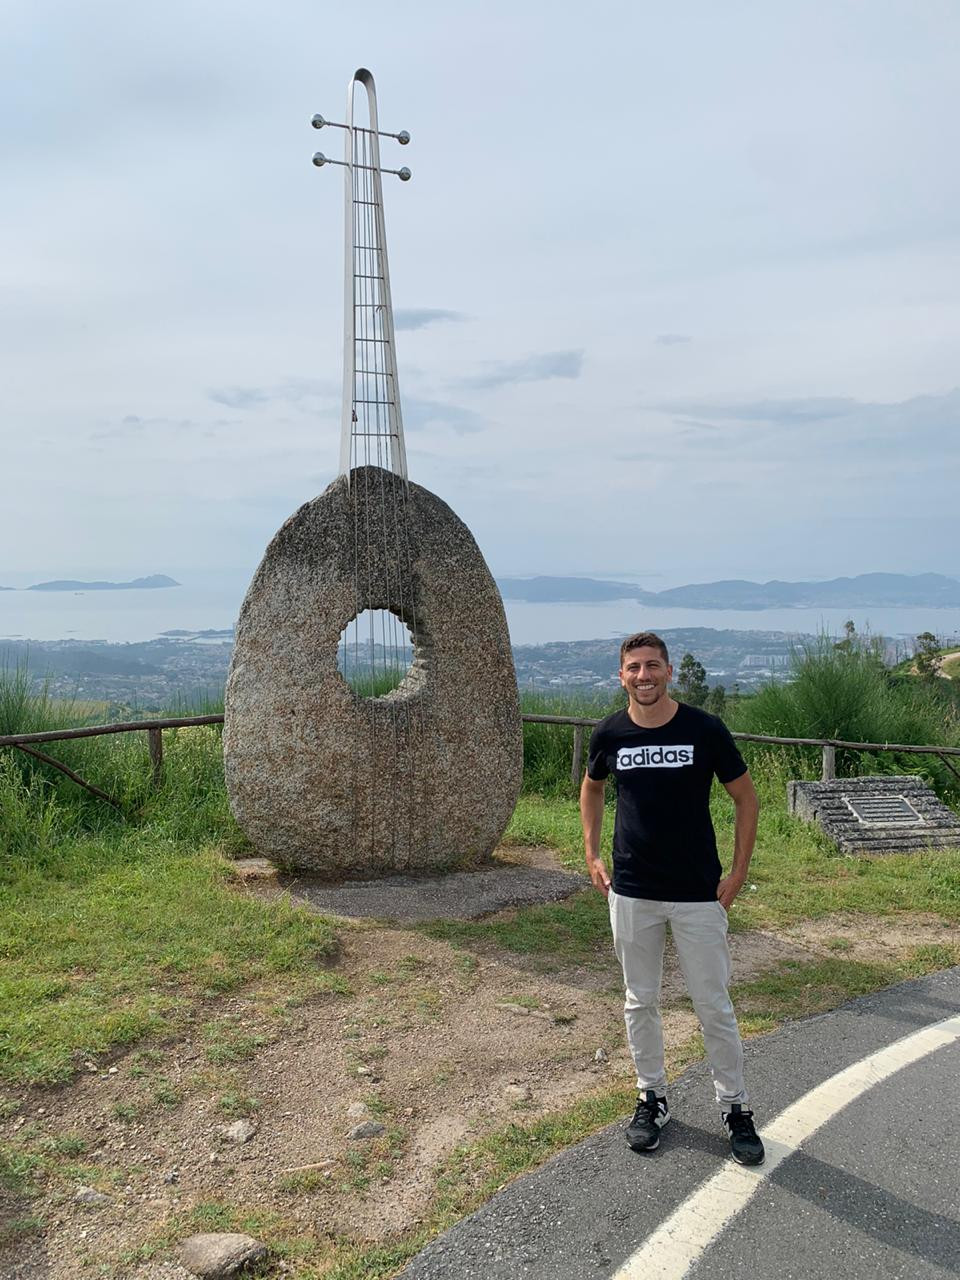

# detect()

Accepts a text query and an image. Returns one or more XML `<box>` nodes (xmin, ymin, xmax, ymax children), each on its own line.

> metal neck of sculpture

<box><xmin>223</xmin><ymin>79</ymin><xmax>523</xmax><ymax>879</ymax></box>
<box><xmin>312</xmin><ymin>69</ymin><xmax>411</xmax><ymax>486</ymax></box>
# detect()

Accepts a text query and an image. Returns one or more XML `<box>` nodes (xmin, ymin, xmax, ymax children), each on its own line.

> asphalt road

<box><xmin>399</xmin><ymin>967</ymin><xmax>960</xmax><ymax>1280</ymax></box>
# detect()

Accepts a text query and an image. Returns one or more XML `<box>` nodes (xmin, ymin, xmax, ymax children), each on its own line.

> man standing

<box><xmin>580</xmin><ymin>631</ymin><xmax>764</xmax><ymax>1165</ymax></box>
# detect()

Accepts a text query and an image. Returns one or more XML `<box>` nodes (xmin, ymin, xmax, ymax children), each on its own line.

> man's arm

<box><xmin>580</xmin><ymin>773</ymin><xmax>611</xmax><ymax>897</ymax></box>
<box><xmin>717</xmin><ymin>771</ymin><xmax>759</xmax><ymax>910</ymax></box>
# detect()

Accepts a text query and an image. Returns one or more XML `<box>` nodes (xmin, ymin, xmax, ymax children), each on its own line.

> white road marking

<box><xmin>611</xmin><ymin>1013</ymin><xmax>960</xmax><ymax>1280</ymax></box>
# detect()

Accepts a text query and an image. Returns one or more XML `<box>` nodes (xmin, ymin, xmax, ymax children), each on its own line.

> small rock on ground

<box><xmin>348</xmin><ymin>1120</ymin><xmax>387</xmax><ymax>1140</ymax></box>
<box><xmin>504</xmin><ymin>1084</ymin><xmax>533</xmax><ymax>1102</ymax></box>
<box><xmin>74</xmin><ymin>1185</ymin><xmax>112</xmax><ymax>1206</ymax></box>
<box><xmin>179</xmin><ymin>1232</ymin><xmax>268</xmax><ymax>1278</ymax></box>
<box><xmin>229</xmin><ymin>857</ymin><xmax>279</xmax><ymax>881</ymax></box>
<box><xmin>219</xmin><ymin>1119</ymin><xmax>258</xmax><ymax>1144</ymax></box>
<box><xmin>132</xmin><ymin>1265</ymin><xmax>195</xmax><ymax>1280</ymax></box>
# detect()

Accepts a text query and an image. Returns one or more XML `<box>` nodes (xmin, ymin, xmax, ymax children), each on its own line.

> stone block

<box><xmin>788</xmin><ymin>775</ymin><xmax>960</xmax><ymax>854</ymax></box>
<box><xmin>223</xmin><ymin>467</ymin><xmax>522</xmax><ymax>876</ymax></box>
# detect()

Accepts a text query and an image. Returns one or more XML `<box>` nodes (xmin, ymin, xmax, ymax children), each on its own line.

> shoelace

<box><xmin>633</xmin><ymin>1097</ymin><xmax>662</xmax><ymax>1125</ymax></box>
<box><xmin>725</xmin><ymin>1108</ymin><xmax>757</xmax><ymax>1137</ymax></box>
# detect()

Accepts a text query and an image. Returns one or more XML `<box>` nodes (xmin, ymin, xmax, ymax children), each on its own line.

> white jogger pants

<box><xmin>608</xmin><ymin>891</ymin><xmax>747</xmax><ymax>1107</ymax></box>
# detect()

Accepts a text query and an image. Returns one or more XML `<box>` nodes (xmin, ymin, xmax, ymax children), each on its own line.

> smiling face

<box><xmin>619</xmin><ymin>645</ymin><xmax>673</xmax><ymax>710</ymax></box>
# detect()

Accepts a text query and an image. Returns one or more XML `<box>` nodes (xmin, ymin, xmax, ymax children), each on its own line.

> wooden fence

<box><xmin>2</xmin><ymin>712</ymin><xmax>959</xmax><ymax>812</ymax></box>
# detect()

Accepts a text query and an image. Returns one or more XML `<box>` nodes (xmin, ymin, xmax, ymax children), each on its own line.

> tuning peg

<box><xmin>310</xmin><ymin>114</ymin><xmax>409</xmax><ymax>146</ymax></box>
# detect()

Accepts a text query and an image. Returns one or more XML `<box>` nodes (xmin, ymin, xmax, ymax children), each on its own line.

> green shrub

<box><xmin>519</xmin><ymin>689</ymin><xmax>621</xmax><ymax>796</ymax></box>
<box><xmin>731</xmin><ymin>640</ymin><xmax>960</xmax><ymax>796</ymax></box>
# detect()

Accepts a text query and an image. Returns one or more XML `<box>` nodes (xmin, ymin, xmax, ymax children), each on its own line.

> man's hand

<box><xmin>717</xmin><ymin>872</ymin><xmax>745</xmax><ymax>910</ymax></box>
<box><xmin>580</xmin><ymin>773</ymin><xmax>610</xmax><ymax>897</ymax></box>
<box><xmin>587</xmin><ymin>857</ymin><xmax>611</xmax><ymax>897</ymax></box>
<box><xmin>719</xmin><ymin>772</ymin><xmax>758</xmax><ymax>912</ymax></box>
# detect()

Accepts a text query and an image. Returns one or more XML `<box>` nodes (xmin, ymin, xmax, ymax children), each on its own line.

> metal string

<box><xmin>360</xmin><ymin>121</ymin><xmax>399</xmax><ymax>863</ymax></box>
<box><xmin>342</xmin><ymin>75</ymin><xmax>426</xmax><ymax>868</ymax></box>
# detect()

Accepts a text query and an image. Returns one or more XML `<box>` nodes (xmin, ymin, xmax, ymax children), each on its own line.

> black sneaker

<box><xmin>721</xmin><ymin>1103</ymin><xmax>764</xmax><ymax>1165</ymax></box>
<box><xmin>626</xmin><ymin>1090</ymin><xmax>670</xmax><ymax>1151</ymax></box>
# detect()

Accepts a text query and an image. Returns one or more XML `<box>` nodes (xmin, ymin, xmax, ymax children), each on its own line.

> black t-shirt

<box><xmin>586</xmin><ymin>702</ymin><xmax>747</xmax><ymax>901</ymax></box>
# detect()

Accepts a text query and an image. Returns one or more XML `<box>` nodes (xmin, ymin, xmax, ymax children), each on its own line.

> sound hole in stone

<box><xmin>338</xmin><ymin>609</ymin><xmax>415</xmax><ymax>697</ymax></box>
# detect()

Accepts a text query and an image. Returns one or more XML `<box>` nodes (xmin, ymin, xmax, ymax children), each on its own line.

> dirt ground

<box><xmin>3</xmin><ymin>857</ymin><xmax>958</xmax><ymax>1280</ymax></box>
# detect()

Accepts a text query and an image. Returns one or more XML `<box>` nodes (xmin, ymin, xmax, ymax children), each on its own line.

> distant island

<box><xmin>498</xmin><ymin>572</ymin><xmax>960</xmax><ymax>610</ymax></box>
<box><xmin>27</xmin><ymin>574</ymin><xmax>180</xmax><ymax>593</ymax></box>
<box><xmin>160</xmin><ymin>628</ymin><xmax>234</xmax><ymax>639</ymax></box>
<box><xmin>498</xmin><ymin>576</ymin><xmax>640</xmax><ymax>603</ymax></box>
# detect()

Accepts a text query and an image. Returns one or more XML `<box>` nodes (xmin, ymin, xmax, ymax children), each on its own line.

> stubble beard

<box><xmin>629</xmin><ymin>682</ymin><xmax>665</xmax><ymax>710</ymax></box>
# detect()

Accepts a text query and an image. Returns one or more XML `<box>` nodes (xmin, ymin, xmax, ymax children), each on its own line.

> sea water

<box><xmin>2</xmin><ymin>575</ymin><xmax>960</xmax><ymax>648</ymax></box>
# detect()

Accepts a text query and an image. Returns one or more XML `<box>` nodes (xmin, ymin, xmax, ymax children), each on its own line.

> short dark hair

<box><xmin>620</xmin><ymin>631</ymin><xmax>670</xmax><ymax>666</ymax></box>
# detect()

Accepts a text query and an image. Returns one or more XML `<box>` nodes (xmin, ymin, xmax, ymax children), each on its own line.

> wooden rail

<box><xmin>2</xmin><ymin>712</ymin><xmax>959</xmax><ymax>810</ymax></box>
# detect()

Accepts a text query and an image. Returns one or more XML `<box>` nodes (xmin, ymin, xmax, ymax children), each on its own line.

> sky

<box><xmin>3</xmin><ymin>0</ymin><xmax>959</xmax><ymax>590</ymax></box>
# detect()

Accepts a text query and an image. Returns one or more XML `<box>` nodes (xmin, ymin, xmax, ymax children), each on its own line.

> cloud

<box><xmin>654</xmin><ymin>333</ymin><xmax>692</xmax><ymax>345</ymax></box>
<box><xmin>655</xmin><ymin>395</ymin><xmax>859</xmax><ymax>424</ymax></box>
<box><xmin>403</xmin><ymin>398</ymin><xmax>482</xmax><ymax>434</ymax></box>
<box><xmin>393</xmin><ymin>308</ymin><xmax>467</xmax><ymax>331</ymax></box>
<box><xmin>89</xmin><ymin>414</ymin><xmax>197</xmax><ymax>442</ymax></box>
<box><xmin>655</xmin><ymin>390</ymin><xmax>960</xmax><ymax>480</ymax></box>
<box><xmin>459</xmin><ymin>349</ymin><xmax>584</xmax><ymax>392</ymax></box>
<box><xmin>673</xmin><ymin>418</ymin><xmax>721</xmax><ymax>432</ymax></box>
<box><xmin>209</xmin><ymin>386</ymin><xmax>274</xmax><ymax>410</ymax></box>
<box><xmin>207</xmin><ymin>377</ymin><xmax>334</xmax><ymax>410</ymax></box>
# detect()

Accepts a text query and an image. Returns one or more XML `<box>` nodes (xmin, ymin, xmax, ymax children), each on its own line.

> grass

<box><xmin>422</xmin><ymin>891</ymin><xmax>611</xmax><ymax>965</ymax></box>
<box><xmin>733</xmin><ymin>943</ymin><xmax>960</xmax><ymax>1021</ymax></box>
<box><xmin>0</xmin><ymin>840</ymin><xmax>338</xmax><ymax>1085</ymax></box>
<box><xmin>216</xmin><ymin>1088</ymin><xmax>261</xmax><ymax>1118</ymax></box>
<box><xmin>504</xmin><ymin>790</ymin><xmax>603</xmax><ymax>857</ymax></box>
<box><xmin>9</xmin><ymin>655</ymin><xmax>953</xmax><ymax>1086</ymax></box>
<box><xmin>3</xmin><ymin>654</ymin><xmax>960</xmax><ymax>1276</ymax></box>
<box><xmin>734</xmin><ymin>640</ymin><xmax>960</xmax><ymax>797</ymax></box>
<box><xmin>203</xmin><ymin>1023</ymin><xmax>272</xmax><ymax>1065</ymax></box>
<box><xmin>0</xmin><ymin>670</ymin><xmax>339</xmax><ymax>1086</ymax></box>
<box><xmin>420</xmin><ymin>741</ymin><xmax>960</xmax><ymax>971</ymax></box>
<box><xmin>519</xmin><ymin>689</ymin><xmax>620</xmax><ymax>797</ymax></box>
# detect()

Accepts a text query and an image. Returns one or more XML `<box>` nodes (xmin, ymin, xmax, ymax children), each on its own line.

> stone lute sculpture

<box><xmin>223</xmin><ymin>68</ymin><xmax>523</xmax><ymax>876</ymax></box>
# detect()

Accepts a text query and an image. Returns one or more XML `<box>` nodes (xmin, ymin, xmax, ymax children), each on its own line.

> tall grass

<box><xmin>0</xmin><ymin>663</ymin><xmax>240</xmax><ymax>848</ymax></box>
<box><xmin>0</xmin><ymin>663</ymin><xmax>81</xmax><ymax>739</ymax></box>
<box><xmin>3</xmin><ymin>644</ymin><xmax>957</xmax><ymax>838</ymax></box>
<box><xmin>0</xmin><ymin>670</ymin><xmax>328</xmax><ymax>1086</ymax></box>
<box><xmin>731</xmin><ymin>641</ymin><xmax>960</xmax><ymax>796</ymax></box>
<box><xmin>519</xmin><ymin>688</ymin><xmax>622</xmax><ymax>796</ymax></box>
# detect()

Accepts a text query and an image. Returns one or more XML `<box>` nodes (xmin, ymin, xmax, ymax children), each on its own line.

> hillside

<box><xmin>500</xmin><ymin>571</ymin><xmax>960</xmax><ymax>609</ymax></box>
<box><xmin>27</xmin><ymin>574</ymin><xmax>180</xmax><ymax>592</ymax></box>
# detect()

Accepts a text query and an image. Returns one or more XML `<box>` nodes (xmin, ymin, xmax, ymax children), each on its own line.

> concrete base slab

<box><xmin>273</xmin><ymin>847</ymin><xmax>588</xmax><ymax>922</ymax></box>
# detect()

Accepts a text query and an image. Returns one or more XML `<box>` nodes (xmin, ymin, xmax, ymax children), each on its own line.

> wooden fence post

<box><xmin>147</xmin><ymin>727</ymin><xmax>164</xmax><ymax>788</ymax></box>
<box><xmin>571</xmin><ymin>725</ymin><xmax>584</xmax><ymax>788</ymax></box>
<box><xmin>821</xmin><ymin>744</ymin><xmax>836</xmax><ymax>782</ymax></box>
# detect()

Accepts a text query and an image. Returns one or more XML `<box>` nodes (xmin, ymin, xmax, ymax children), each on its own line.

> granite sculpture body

<box><xmin>223</xmin><ymin>69</ymin><xmax>522</xmax><ymax>875</ymax></box>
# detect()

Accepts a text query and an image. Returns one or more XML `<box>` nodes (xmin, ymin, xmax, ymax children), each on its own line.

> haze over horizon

<box><xmin>5</xmin><ymin>1</ymin><xmax>959</xmax><ymax>587</ymax></box>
